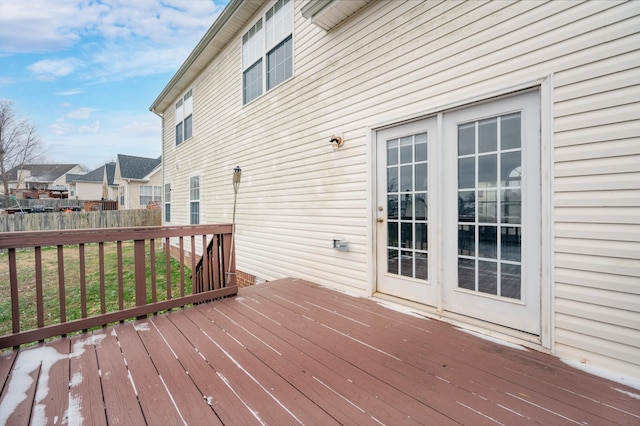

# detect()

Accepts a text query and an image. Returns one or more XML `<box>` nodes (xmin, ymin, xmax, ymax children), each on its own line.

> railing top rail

<box><xmin>0</xmin><ymin>224</ymin><xmax>233</xmax><ymax>249</ymax></box>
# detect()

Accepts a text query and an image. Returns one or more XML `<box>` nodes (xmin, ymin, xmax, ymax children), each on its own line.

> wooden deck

<box><xmin>0</xmin><ymin>278</ymin><xmax>638</xmax><ymax>425</ymax></box>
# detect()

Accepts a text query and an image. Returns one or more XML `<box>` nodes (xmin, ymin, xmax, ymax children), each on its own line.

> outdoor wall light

<box><xmin>329</xmin><ymin>135</ymin><xmax>343</xmax><ymax>148</ymax></box>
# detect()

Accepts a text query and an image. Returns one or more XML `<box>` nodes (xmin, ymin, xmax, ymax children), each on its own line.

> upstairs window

<box><xmin>242</xmin><ymin>0</ymin><xmax>293</xmax><ymax>104</ymax></box>
<box><xmin>175</xmin><ymin>89</ymin><xmax>193</xmax><ymax>145</ymax></box>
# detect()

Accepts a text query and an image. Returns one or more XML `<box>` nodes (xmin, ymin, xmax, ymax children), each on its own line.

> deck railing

<box><xmin>0</xmin><ymin>224</ymin><xmax>237</xmax><ymax>349</ymax></box>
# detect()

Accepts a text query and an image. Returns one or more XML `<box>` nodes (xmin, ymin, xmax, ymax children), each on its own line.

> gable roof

<box><xmin>70</xmin><ymin>162</ymin><xmax>117</xmax><ymax>185</ymax></box>
<box><xmin>117</xmin><ymin>155</ymin><xmax>161</xmax><ymax>180</ymax></box>
<box><xmin>6</xmin><ymin>164</ymin><xmax>84</xmax><ymax>183</ymax></box>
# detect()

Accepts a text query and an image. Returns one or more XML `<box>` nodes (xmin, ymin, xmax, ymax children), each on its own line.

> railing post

<box><xmin>134</xmin><ymin>239</ymin><xmax>147</xmax><ymax>319</ymax></box>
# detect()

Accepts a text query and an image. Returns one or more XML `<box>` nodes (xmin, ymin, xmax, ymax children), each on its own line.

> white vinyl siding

<box><xmin>160</xmin><ymin>0</ymin><xmax>640</xmax><ymax>377</ymax></box>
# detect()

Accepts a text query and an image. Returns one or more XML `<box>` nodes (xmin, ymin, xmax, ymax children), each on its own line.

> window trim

<box><xmin>242</xmin><ymin>0</ymin><xmax>293</xmax><ymax>105</ymax></box>
<box><xmin>175</xmin><ymin>89</ymin><xmax>193</xmax><ymax>145</ymax></box>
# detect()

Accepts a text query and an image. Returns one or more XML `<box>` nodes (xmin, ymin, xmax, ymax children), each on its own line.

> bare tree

<box><xmin>0</xmin><ymin>100</ymin><xmax>43</xmax><ymax>195</ymax></box>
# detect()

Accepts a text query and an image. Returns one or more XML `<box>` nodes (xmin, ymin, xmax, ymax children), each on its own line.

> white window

<box><xmin>139</xmin><ymin>185</ymin><xmax>162</xmax><ymax>207</ymax></box>
<box><xmin>119</xmin><ymin>186</ymin><xmax>125</xmax><ymax>208</ymax></box>
<box><xmin>243</xmin><ymin>0</ymin><xmax>293</xmax><ymax>104</ymax></box>
<box><xmin>164</xmin><ymin>183</ymin><xmax>171</xmax><ymax>223</ymax></box>
<box><xmin>175</xmin><ymin>89</ymin><xmax>193</xmax><ymax>145</ymax></box>
<box><xmin>190</xmin><ymin>176</ymin><xmax>200</xmax><ymax>225</ymax></box>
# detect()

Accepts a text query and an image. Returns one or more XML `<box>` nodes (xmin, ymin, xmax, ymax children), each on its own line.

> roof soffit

<box><xmin>301</xmin><ymin>0</ymin><xmax>372</xmax><ymax>31</ymax></box>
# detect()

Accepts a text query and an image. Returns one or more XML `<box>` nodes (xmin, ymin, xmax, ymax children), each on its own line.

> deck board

<box><xmin>0</xmin><ymin>277</ymin><xmax>638</xmax><ymax>425</ymax></box>
<box><xmin>94</xmin><ymin>327</ymin><xmax>147</xmax><ymax>425</ymax></box>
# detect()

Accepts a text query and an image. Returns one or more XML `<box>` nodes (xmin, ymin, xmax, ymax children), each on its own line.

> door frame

<box><xmin>367</xmin><ymin>77</ymin><xmax>554</xmax><ymax>349</ymax></box>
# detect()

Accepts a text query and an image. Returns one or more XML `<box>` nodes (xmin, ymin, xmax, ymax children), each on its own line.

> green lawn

<box><xmin>0</xmin><ymin>241</ymin><xmax>191</xmax><ymax>336</ymax></box>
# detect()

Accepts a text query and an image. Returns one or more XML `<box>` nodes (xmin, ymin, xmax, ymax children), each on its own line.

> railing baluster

<box><xmin>57</xmin><ymin>245</ymin><xmax>66</xmax><ymax>327</ymax></box>
<box><xmin>201</xmin><ymin>234</ymin><xmax>209</xmax><ymax>292</ymax></box>
<box><xmin>165</xmin><ymin>237</ymin><xmax>171</xmax><ymax>300</ymax></box>
<box><xmin>99</xmin><ymin>242</ymin><xmax>106</xmax><ymax>315</ymax></box>
<box><xmin>35</xmin><ymin>246</ymin><xmax>44</xmax><ymax>329</ymax></box>
<box><xmin>117</xmin><ymin>240</ymin><xmax>124</xmax><ymax>312</ymax></box>
<box><xmin>191</xmin><ymin>235</ymin><xmax>196</xmax><ymax>295</ymax></box>
<box><xmin>179</xmin><ymin>237</ymin><xmax>185</xmax><ymax>298</ymax></box>
<box><xmin>150</xmin><ymin>239</ymin><xmax>157</xmax><ymax>303</ymax></box>
<box><xmin>134</xmin><ymin>239</ymin><xmax>147</xmax><ymax>319</ymax></box>
<box><xmin>212</xmin><ymin>235</ymin><xmax>220</xmax><ymax>290</ymax></box>
<box><xmin>79</xmin><ymin>243</ymin><xmax>87</xmax><ymax>321</ymax></box>
<box><xmin>8</xmin><ymin>248</ymin><xmax>19</xmax><ymax>335</ymax></box>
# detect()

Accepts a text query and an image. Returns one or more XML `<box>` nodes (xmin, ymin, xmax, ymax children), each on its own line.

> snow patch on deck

<box><xmin>134</xmin><ymin>322</ymin><xmax>150</xmax><ymax>332</ymax></box>
<box><xmin>0</xmin><ymin>333</ymin><xmax>106</xmax><ymax>425</ymax></box>
<box><xmin>561</xmin><ymin>358</ymin><xmax>640</xmax><ymax>391</ymax></box>
<box><xmin>375</xmin><ymin>299</ymin><xmax>431</xmax><ymax>319</ymax></box>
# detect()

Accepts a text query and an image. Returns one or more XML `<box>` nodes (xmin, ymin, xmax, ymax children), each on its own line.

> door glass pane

<box><xmin>458</xmin><ymin>191</ymin><xmax>475</xmax><ymax>222</ymax></box>
<box><xmin>477</xmin><ymin>190</ymin><xmax>497</xmax><ymax>223</ymax></box>
<box><xmin>386</xmin><ymin>132</ymin><xmax>429</xmax><ymax>281</ymax></box>
<box><xmin>387</xmin><ymin>139</ymin><xmax>398</xmax><ymax>165</ymax></box>
<box><xmin>478</xmin><ymin>261</ymin><xmax>497</xmax><ymax>295</ymax></box>
<box><xmin>478</xmin><ymin>154</ymin><xmax>497</xmax><ymax>187</ymax></box>
<box><xmin>387</xmin><ymin>195</ymin><xmax>398</xmax><ymax>220</ymax></box>
<box><xmin>400</xmin><ymin>251</ymin><xmax>413</xmax><ymax>277</ymax></box>
<box><xmin>501</xmin><ymin>264</ymin><xmax>521</xmax><ymax>298</ymax></box>
<box><xmin>501</xmin><ymin>227</ymin><xmax>521</xmax><ymax>262</ymax></box>
<box><xmin>416</xmin><ymin>253</ymin><xmax>428</xmax><ymax>280</ymax></box>
<box><xmin>457</xmin><ymin>112</ymin><xmax>523</xmax><ymax>299</ymax></box>
<box><xmin>415</xmin><ymin>193</ymin><xmax>427</xmax><ymax>220</ymax></box>
<box><xmin>501</xmin><ymin>113</ymin><xmax>521</xmax><ymax>150</ymax></box>
<box><xmin>458</xmin><ymin>258</ymin><xmax>475</xmax><ymax>290</ymax></box>
<box><xmin>400</xmin><ymin>165</ymin><xmax>412</xmax><ymax>193</ymax></box>
<box><xmin>387</xmin><ymin>167</ymin><xmax>398</xmax><ymax>192</ymax></box>
<box><xmin>400</xmin><ymin>137</ymin><xmax>412</xmax><ymax>163</ymax></box>
<box><xmin>501</xmin><ymin>189</ymin><xmax>521</xmax><ymax>224</ymax></box>
<box><xmin>415</xmin><ymin>133</ymin><xmax>428</xmax><ymax>161</ymax></box>
<box><xmin>388</xmin><ymin>249</ymin><xmax>399</xmax><ymax>274</ymax></box>
<box><xmin>458</xmin><ymin>158</ymin><xmax>475</xmax><ymax>189</ymax></box>
<box><xmin>478</xmin><ymin>118</ymin><xmax>497</xmax><ymax>153</ymax></box>
<box><xmin>415</xmin><ymin>163</ymin><xmax>427</xmax><ymax>191</ymax></box>
<box><xmin>458</xmin><ymin>123</ymin><xmax>475</xmax><ymax>155</ymax></box>
<box><xmin>416</xmin><ymin>223</ymin><xmax>427</xmax><ymax>250</ymax></box>
<box><xmin>478</xmin><ymin>226</ymin><xmax>497</xmax><ymax>259</ymax></box>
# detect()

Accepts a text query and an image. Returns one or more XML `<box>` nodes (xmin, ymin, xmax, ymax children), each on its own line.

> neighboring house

<box><xmin>5</xmin><ymin>163</ymin><xmax>86</xmax><ymax>197</ymax></box>
<box><xmin>150</xmin><ymin>1</ymin><xmax>640</xmax><ymax>379</ymax></box>
<box><xmin>67</xmin><ymin>162</ymin><xmax>117</xmax><ymax>200</ymax></box>
<box><xmin>114</xmin><ymin>154</ymin><xmax>162</xmax><ymax>209</ymax></box>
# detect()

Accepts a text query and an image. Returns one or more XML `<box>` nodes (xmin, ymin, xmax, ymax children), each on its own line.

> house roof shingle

<box><xmin>117</xmin><ymin>155</ymin><xmax>161</xmax><ymax>180</ymax></box>
<box><xmin>6</xmin><ymin>164</ymin><xmax>84</xmax><ymax>183</ymax></box>
<box><xmin>70</xmin><ymin>162</ymin><xmax>117</xmax><ymax>185</ymax></box>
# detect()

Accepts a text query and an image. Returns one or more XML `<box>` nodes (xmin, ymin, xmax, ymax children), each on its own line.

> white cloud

<box><xmin>48</xmin><ymin>118</ymin><xmax>74</xmax><ymax>136</ymax></box>
<box><xmin>67</xmin><ymin>107</ymin><xmax>96</xmax><ymax>120</ymax></box>
<box><xmin>28</xmin><ymin>58</ymin><xmax>84</xmax><ymax>81</ymax></box>
<box><xmin>79</xmin><ymin>120</ymin><xmax>100</xmax><ymax>134</ymax></box>
<box><xmin>1</xmin><ymin>1</ymin><xmax>225</xmax><ymax>81</ymax></box>
<box><xmin>55</xmin><ymin>89</ymin><xmax>84</xmax><ymax>96</ymax></box>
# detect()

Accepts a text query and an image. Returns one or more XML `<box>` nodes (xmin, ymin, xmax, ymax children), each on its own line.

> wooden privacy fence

<box><xmin>0</xmin><ymin>208</ymin><xmax>160</xmax><ymax>232</ymax></box>
<box><xmin>0</xmin><ymin>224</ymin><xmax>236</xmax><ymax>348</ymax></box>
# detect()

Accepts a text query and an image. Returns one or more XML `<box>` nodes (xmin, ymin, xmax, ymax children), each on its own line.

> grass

<box><xmin>0</xmin><ymin>241</ymin><xmax>191</xmax><ymax>337</ymax></box>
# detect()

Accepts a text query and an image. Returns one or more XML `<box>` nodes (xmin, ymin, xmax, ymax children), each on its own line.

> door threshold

<box><xmin>372</xmin><ymin>292</ymin><xmax>548</xmax><ymax>353</ymax></box>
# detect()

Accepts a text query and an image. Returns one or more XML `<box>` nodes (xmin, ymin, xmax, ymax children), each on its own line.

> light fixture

<box><xmin>329</xmin><ymin>135</ymin><xmax>343</xmax><ymax>147</ymax></box>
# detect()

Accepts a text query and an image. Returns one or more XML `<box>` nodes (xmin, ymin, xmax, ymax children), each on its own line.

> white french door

<box><xmin>375</xmin><ymin>118</ymin><xmax>438</xmax><ymax>306</ymax></box>
<box><xmin>376</xmin><ymin>90</ymin><xmax>541</xmax><ymax>335</ymax></box>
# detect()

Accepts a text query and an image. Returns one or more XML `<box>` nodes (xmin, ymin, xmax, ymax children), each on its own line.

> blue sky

<box><xmin>0</xmin><ymin>0</ymin><xmax>227</xmax><ymax>171</ymax></box>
